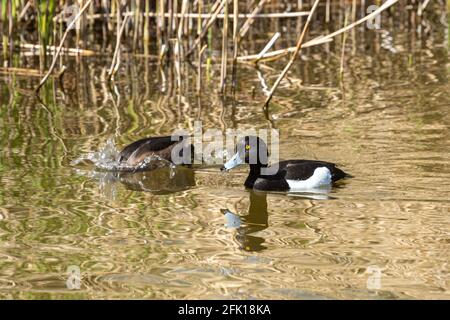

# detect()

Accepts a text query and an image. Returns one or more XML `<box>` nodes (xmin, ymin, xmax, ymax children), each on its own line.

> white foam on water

<box><xmin>71</xmin><ymin>138</ymin><xmax>174</xmax><ymax>172</ymax></box>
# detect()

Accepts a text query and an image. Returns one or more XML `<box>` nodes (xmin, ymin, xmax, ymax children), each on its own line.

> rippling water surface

<box><xmin>0</xmin><ymin>10</ymin><xmax>449</xmax><ymax>299</ymax></box>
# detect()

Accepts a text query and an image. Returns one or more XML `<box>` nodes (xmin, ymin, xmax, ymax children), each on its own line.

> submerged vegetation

<box><xmin>0</xmin><ymin>0</ymin><xmax>446</xmax><ymax>99</ymax></box>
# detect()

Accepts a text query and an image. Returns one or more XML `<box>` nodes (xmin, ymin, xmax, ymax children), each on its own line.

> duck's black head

<box><xmin>220</xmin><ymin>136</ymin><xmax>269</xmax><ymax>172</ymax></box>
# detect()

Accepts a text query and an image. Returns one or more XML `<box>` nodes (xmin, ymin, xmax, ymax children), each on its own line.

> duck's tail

<box><xmin>331</xmin><ymin>167</ymin><xmax>353</xmax><ymax>182</ymax></box>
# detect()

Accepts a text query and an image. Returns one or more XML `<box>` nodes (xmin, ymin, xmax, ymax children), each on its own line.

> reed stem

<box><xmin>35</xmin><ymin>0</ymin><xmax>93</xmax><ymax>93</ymax></box>
<box><xmin>264</xmin><ymin>0</ymin><xmax>320</xmax><ymax>107</ymax></box>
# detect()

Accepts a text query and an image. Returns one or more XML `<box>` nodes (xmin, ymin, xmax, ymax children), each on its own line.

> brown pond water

<box><xmin>0</xmin><ymin>12</ymin><xmax>449</xmax><ymax>299</ymax></box>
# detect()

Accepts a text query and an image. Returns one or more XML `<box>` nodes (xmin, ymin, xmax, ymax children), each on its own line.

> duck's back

<box><xmin>279</xmin><ymin>160</ymin><xmax>347</xmax><ymax>182</ymax></box>
<box><xmin>249</xmin><ymin>160</ymin><xmax>348</xmax><ymax>191</ymax></box>
<box><xmin>119</xmin><ymin>136</ymin><xmax>188</xmax><ymax>165</ymax></box>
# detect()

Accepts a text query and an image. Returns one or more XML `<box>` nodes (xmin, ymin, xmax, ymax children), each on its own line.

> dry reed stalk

<box><xmin>238</xmin><ymin>0</ymin><xmax>268</xmax><ymax>41</ymax></box>
<box><xmin>340</xmin><ymin>9</ymin><xmax>349</xmax><ymax>79</ymax></box>
<box><xmin>84</xmin><ymin>11</ymin><xmax>311</xmax><ymax>20</ymax></box>
<box><xmin>418</xmin><ymin>0</ymin><xmax>432</xmax><ymax>16</ymax></box>
<box><xmin>185</xmin><ymin>0</ymin><xmax>227</xmax><ymax>57</ymax></box>
<box><xmin>20</xmin><ymin>43</ymin><xmax>96</xmax><ymax>56</ymax></box>
<box><xmin>157</xmin><ymin>0</ymin><xmax>165</xmax><ymax>46</ymax></box>
<box><xmin>174</xmin><ymin>39</ymin><xmax>182</xmax><ymax>89</ymax></box>
<box><xmin>296</xmin><ymin>0</ymin><xmax>303</xmax><ymax>33</ymax></box>
<box><xmin>167</xmin><ymin>0</ymin><xmax>173</xmax><ymax>46</ymax></box>
<box><xmin>201</xmin><ymin>0</ymin><xmax>221</xmax><ymax>29</ymax></box>
<box><xmin>109</xmin><ymin>0</ymin><xmax>121</xmax><ymax>77</ymax></box>
<box><xmin>103</xmin><ymin>0</ymin><xmax>111</xmax><ymax>33</ymax></box>
<box><xmin>18</xmin><ymin>1</ymin><xmax>32</xmax><ymax>21</ymax></box>
<box><xmin>175</xmin><ymin>0</ymin><xmax>189</xmax><ymax>90</ymax></box>
<box><xmin>88</xmin><ymin>0</ymin><xmax>95</xmax><ymax>34</ymax></box>
<box><xmin>75</xmin><ymin>0</ymin><xmax>81</xmax><ymax>54</ymax></box>
<box><xmin>0</xmin><ymin>67</ymin><xmax>44</xmax><ymax>76</ymax></box>
<box><xmin>177</xmin><ymin>0</ymin><xmax>189</xmax><ymax>48</ymax></box>
<box><xmin>255</xmin><ymin>32</ymin><xmax>281</xmax><ymax>63</ymax></box>
<box><xmin>143</xmin><ymin>0</ymin><xmax>150</xmax><ymax>55</ymax></box>
<box><xmin>173</xmin><ymin>0</ymin><xmax>178</xmax><ymax>38</ymax></box>
<box><xmin>108</xmin><ymin>15</ymin><xmax>130</xmax><ymax>79</ymax></box>
<box><xmin>197</xmin><ymin>44</ymin><xmax>207</xmax><ymax>94</ymax></box>
<box><xmin>196</xmin><ymin>1</ymin><xmax>204</xmax><ymax>94</ymax></box>
<box><xmin>352</xmin><ymin>0</ymin><xmax>357</xmax><ymax>22</ymax></box>
<box><xmin>110</xmin><ymin>0</ymin><xmax>116</xmax><ymax>33</ymax></box>
<box><xmin>231</xmin><ymin>0</ymin><xmax>238</xmax><ymax>90</ymax></box>
<box><xmin>197</xmin><ymin>0</ymin><xmax>203</xmax><ymax>36</ymax></box>
<box><xmin>133</xmin><ymin>0</ymin><xmax>141</xmax><ymax>51</ymax></box>
<box><xmin>238</xmin><ymin>0</ymin><xmax>399</xmax><ymax>62</ymax></box>
<box><xmin>185</xmin><ymin>1</ymin><xmax>191</xmax><ymax>37</ymax></box>
<box><xmin>220</xmin><ymin>0</ymin><xmax>229</xmax><ymax>93</ymax></box>
<box><xmin>264</xmin><ymin>0</ymin><xmax>320</xmax><ymax>107</ymax></box>
<box><xmin>35</xmin><ymin>0</ymin><xmax>93</xmax><ymax>93</ymax></box>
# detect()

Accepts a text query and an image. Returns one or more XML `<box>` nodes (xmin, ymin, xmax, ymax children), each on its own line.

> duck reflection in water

<box><xmin>221</xmin><ymin>191</ymin><xmax>269</xmax><ymax>252</ymax></box>
<box><xmin>221</xmin><ymin>189</ymin><xmax>335</xmax><ymax>252</ymax></box>
<box><xmin>117</xmin><ymin>166</ymin><xmax>195</xmax><ymax>193</ymax></box>
<box><xmin>76</xmin><ymin>166</ymin><xmax>195</xmax><ymax>199</ymax></box>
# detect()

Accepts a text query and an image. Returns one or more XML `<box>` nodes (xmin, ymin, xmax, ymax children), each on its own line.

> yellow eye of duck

<box><xmin>245</xmin><ymin>145</ymin><xmax>251</xmax><ymax>150</ymax></box>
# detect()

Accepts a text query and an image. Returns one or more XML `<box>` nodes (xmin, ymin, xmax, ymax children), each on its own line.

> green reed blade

<box><xmin>36</xmin><ymin>0</ymin><xmax>55</xmax><ymax>68</ymax></box>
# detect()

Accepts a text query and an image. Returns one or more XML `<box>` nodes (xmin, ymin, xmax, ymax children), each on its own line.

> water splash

<box><xmin>71</xmin><ymin>138</ymin><xmax>173</xmax><ymax>172</ymax></box>
<box><xmin>70</xmin><ymin>138</ymin><xmax>120</xmax><ymax>170</ymax></box>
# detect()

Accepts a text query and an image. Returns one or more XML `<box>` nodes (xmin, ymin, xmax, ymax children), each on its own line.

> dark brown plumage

<box><xmin>118</xmin><ymin>136</ymin><xmax>193</xmax><ymax>167</ymax></box>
